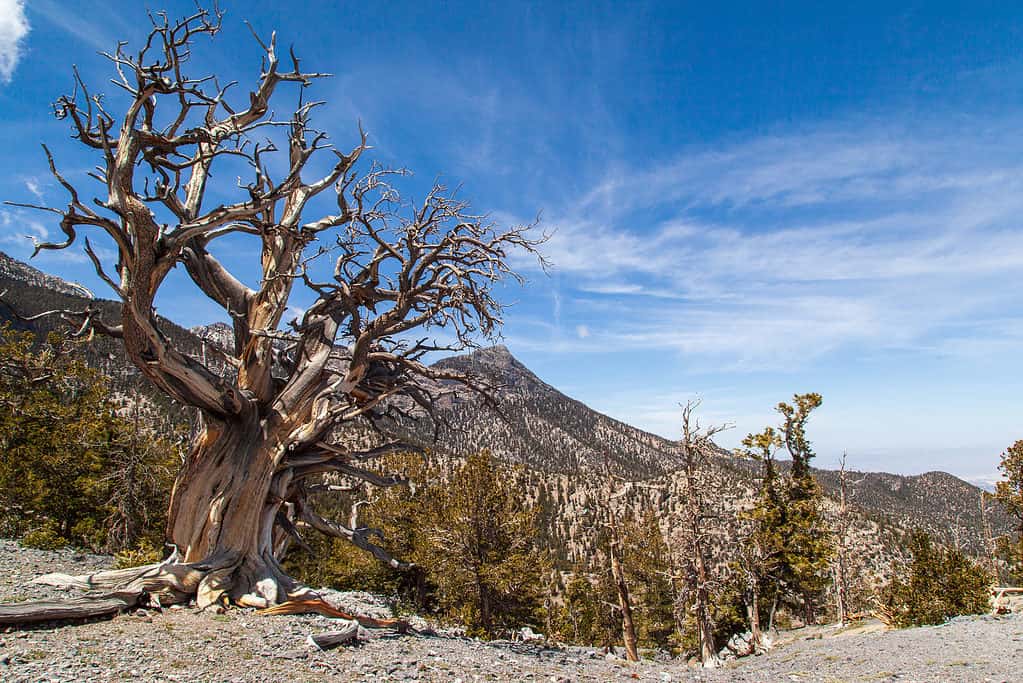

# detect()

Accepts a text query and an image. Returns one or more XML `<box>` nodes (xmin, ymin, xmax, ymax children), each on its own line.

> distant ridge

<box><xmin>0</xmin><ymin>251</ymin><xmax>93</xmax><ymax>298</ymax></box>
<box><xmin>0</xmin><ymin>251</ymin><xmax>1010</xmax><ymax>556</ymax></box>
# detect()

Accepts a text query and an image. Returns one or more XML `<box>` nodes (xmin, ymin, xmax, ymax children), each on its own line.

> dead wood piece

<box><xmin>306</xmin><ymin>620</ymin><xmax>360</xmax><ymax>650</ymax></box>
<box><xmin>0</xmin><ymin>592</ymin><xmax>139</xmax><ymax>625</ymax></box>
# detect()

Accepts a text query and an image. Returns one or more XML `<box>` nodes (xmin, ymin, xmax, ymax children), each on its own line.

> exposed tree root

<box><xmin>258</xmin><ymin>599</ymin><xmax>410</xmax><ymax>631</ymax></box>
<box><xmin>0</xmin><ymin>559</ymin><xmax>406</xmax><ymax>636</ymax></box>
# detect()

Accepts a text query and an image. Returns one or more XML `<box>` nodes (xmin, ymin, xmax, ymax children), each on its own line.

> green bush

<box><xmin>114</xmin><ymin>538</ymin><xmax>164</xmax><ymax>568</ymax></box>
<box><xmin>878</xmin><ymin>531</ymin><xmax>991</xmax><ymax>627</ymax></box>
<box><xmin>21</xmin><ymin>526</ymin><xmax>69</xmax><ymax>551</ymax></box>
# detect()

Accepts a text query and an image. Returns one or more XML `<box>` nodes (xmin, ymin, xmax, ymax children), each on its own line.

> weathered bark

<box><xmin>833</xmin><ymin>453</ymin><xmax>864</xmax><ymax>626</ymax></box>
<box><xmin>675</xmin><ymin>401</ymin><xmax>723</xmax><ymax>668</ymax></box>
<box><xmin>164</xmin><ymin>413</ymin><xmax>300</xmax><ymax>608</ymax></box>
<box><xmin>0</xmin><ymin>593</ymin><xmax>139</xmax><ymax>625</ymax></box>
<box><xmin>746</xmin><ymin>588</ymin><xmax>762</xmax><ymax>653</ymax></box>
<box><xmin>307</xmin><ymin>622</ymin><xmax>359</xmax><ymax>650</ymax></box>
<box><xmin>258</xmin><ymin>598</ymin><xmax>409</xmax><ymax>630</ymax></box>
<box><xmin>768</xmin><ymin>590</ymin><xmax>779</xmax><ymax>633</ymax></box>
<box><xmin>692</xmin><ymin>545</ymin><xmax>718</xmax><ymax>666</ymax></box>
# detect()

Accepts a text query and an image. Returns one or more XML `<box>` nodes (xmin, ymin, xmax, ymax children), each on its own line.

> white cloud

<box><xmin>0</xmin><ymin>210</ymin><xmax>47</xmax><ymax>245</ymax></box>
<box><xmin>575</xmin><ymin>324</ymin><xmax>590</xmax><ymax>339</ymax></box>
<box><xmin>0</xmin><ymin>0</ymin><xmax>29</xmax><ymax>84</ymax></box>
<box><xmin>23</xmin><ymin>177</ymin><xmax>43</xmax><ymax>202</ymax></box>
<box><xmin>510</xmin><ymin>120</ymin><xmax>1023</xmax><ymax>371</ymax></box>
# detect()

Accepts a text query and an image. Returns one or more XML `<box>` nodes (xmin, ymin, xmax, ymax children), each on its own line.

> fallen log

<box><xmin>0</xmin><ymin>591</ymin><xmax>140</xmax><ymax>625</ymax></box>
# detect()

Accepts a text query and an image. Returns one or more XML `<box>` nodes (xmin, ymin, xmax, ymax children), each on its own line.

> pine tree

<box><xmin>877</xmin><ymin>530</ymin><xmax>991</xmax><ymax>627</ymax></box>
<box><xmin>418</xmin><ymin>451</ymin><xmax>549</xmax><ymax>637</ymax></box>
<box><xmin>737</xmin><ymin>426</ymin><xmax>787</xmax><ymax>638</ymax></box>
<box><xmin>993</xmin><ymin>440</ymin><xmax>1023</xmax><ymax>583</ymax></box>
<box><xmin>621</xmin><ymin>512</ymin><xmax>675</xmax><ymax>650</ymax></box>
<box><xmin>283</xmin><ymin>452</ymin><xmax>438</xmax><ymax>608</ymax></box>
<box><xmin>739</xmin><ymin>393</ymin><xmax>833</xmax><ymax>629</ymax></box>
<box><xmin>776</xmin><ymin>393</ymin><xmax>833</xmax><ymax>624</ymax></box>
<box><xmin>0</xmin><ymin>324</ymin><xmax>179</xmax><ymax>552</ymax></box>
<box><xmin>555</xmin><ymin>568</ymin><xmax>619</xmax><ymax>648</ymax></box>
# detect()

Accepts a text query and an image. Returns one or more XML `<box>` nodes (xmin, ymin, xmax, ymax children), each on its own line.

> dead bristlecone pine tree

<box><xmin>0</xmin><ymin>5</ymin><xmax>544</xmax><ymax>624</ymax></box>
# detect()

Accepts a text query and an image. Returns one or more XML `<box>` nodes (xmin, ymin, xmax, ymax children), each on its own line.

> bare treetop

<box><xmin>2</xmin><ymin>4</ymin><xmax>547</xmax><ymax>614</ymax></box>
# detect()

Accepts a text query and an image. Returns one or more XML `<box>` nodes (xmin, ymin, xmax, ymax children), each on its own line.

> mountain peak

<box><xmin>472</xmin><ymin>343</ymin><xmax>514</xmax><ymax>361</ymax></box>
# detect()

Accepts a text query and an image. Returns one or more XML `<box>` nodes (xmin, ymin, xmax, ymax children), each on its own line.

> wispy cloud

<box><xmin>0</xmin><ymin>210</ymin><xmax>45</xmax><ymax>247</ymax></box>
<box><xmin>28</xmin><ymin>0</ymin><xmax>125</xmax><ymax>53</ymax></box>
<box><xmin>511</xmin><ymin>120</ymin><xmax>1023</xmax><ymax>372</ymax></box>
<box><xmin>0</xmin><ymin>0</ymin><xmax>29</xmax><ymax>84</ymax></box>
<box><xmin>23</xmin><ymin>177</ymin><xmax>43</xmax><ymax>202</ymax></box>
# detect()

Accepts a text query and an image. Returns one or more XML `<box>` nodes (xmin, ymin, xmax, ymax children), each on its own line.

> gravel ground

<box><xmin>1</xmin><ymin>540</ymin><xmax>1021</xmax><ymax>682</ymax></box>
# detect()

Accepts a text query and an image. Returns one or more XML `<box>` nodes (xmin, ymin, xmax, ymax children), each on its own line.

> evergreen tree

<box><xmin>417</xmin><ymin>450</ymin><xmax>549</xmax><ymax>637</ymax></box>
<box><xmin>737</xmin><ymin>427</ymin><xmax>788</xmax><ymax>636</ymax></box>
<box><xmin>776</xmin><ymin>393</ymin><xmax>832</xmax><ymax>623</ymax></box>
<box><xmin>739</xmin><ymin>393</ymin><xmax>833</xmax><ymax>628</ymax></box>
<box><xmin>0</xmin><ymin>324</ymin><xmax>179</xmax><ymax>552</ymax></box>
<box><xmin>555</xmin><ymin>568</ymin><xmax>619</xmax><ymax>648</ymax></box>
<box><xmin>993</xmin><ymin>440</ymin><xmax>1023</xmax><ymax>583</ymax></box>
<box><xmin>622</xmin><ymin>513</ymin><xmax>676</xmax><ymax>650</ymax></box>
<box><xmin>284</xmin><ymin>452</ymin><xmax>438</xmax><ymax>608</ymax></box>
<box><xmin>877</xmin><ymin>530</ymin><xmax>991</xmax><ymax>627</ymax></box>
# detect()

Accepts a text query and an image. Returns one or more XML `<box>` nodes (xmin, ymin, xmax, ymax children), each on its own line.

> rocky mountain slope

<box><xmin>0</xmin><ymin>250</ymin><xmax>1008</xmax><ymax>565</ymax></box>
<box><xmin>422</xmin><ymin>343</ymin><xmax>1008</xmax><ymax>556</ymax></box>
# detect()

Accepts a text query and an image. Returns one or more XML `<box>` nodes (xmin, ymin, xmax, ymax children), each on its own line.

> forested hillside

<box><xmin>0</xmin><ymin>249</ymin><xmax>1007</xmax><ymax>579</ymax></box>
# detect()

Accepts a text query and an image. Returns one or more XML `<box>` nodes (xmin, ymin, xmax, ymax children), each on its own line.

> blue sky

<box><xmin>1</xmin><ymin>1</ymin><xmax>1022</xmax><ymax>484</ymax></box>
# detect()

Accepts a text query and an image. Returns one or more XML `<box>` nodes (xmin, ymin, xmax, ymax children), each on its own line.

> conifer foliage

<box><xmin>287</xmin><ymin>450</ymin><xmax>549</xmax><ymax>638</ymax></box>
<box><xmin>0</xmin><ymin>324</ymin><xmax>179</xmax><ymax>552</ymax></box>
<box><xmin>739</xmin><ymin>393</ymin><xmax>833</xmax><ymax>628</ymax></box>
<box><xmin>877</xmin><ymin>530</ymin><xmax>991</xmax><ymax>627</ymax></box>
<box><xmin>993</xmin><ymin>440</ymin><xmax>1023</xmax><ymax>583</ymax></box>
<box><xmin>419</xmin><ymin>450</ymin><xmax>550</xmax><ymax>637</ymax></box>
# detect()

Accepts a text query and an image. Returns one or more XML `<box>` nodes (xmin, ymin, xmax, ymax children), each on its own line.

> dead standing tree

<box><xmin>831</xmin><ymin>452</ymin><xmax>865</xmax><ymax>626</ymax></box>
<box><xmin>666</xmin><ymin>401</ymin><xmax>728</xmax><ymax>668</ymax></box>
<box><xmin>597</xmin><ymin>476</ymin><xmax>641</xmax><ymax>662</ymax></box>
<box><xmin>0</xmin><ymin>7</ymin><xmax>543</xmax><ymax>618</ymax></box>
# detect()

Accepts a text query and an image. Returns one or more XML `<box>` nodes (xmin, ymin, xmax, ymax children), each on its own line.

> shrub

<box><xmin>877</xmin><ymin>531</ymin><xmax>991</xmax><ymax>627</ymax></box>
<box><xmin>21</xmin><ymin>526</ymin><xmax>69</xmax><ymax>551</ymax></box>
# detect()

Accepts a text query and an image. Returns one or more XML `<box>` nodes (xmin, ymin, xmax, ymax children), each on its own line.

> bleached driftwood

<box><xmin>306</xmin><ymin>620</ymin><xmax>360</xmax><ymax>650</ymax></box>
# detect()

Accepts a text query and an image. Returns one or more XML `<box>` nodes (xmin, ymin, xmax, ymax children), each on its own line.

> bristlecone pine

<box><xmin>0</xmin><ymin>4</ymin><xmax>542</xmax><ymax>621</ymax></box>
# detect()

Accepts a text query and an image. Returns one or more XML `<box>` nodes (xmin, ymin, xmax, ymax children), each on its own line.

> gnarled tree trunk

<box><xmin>0</xmin><ymin>4</ymin><xmax>543</xmax><ymax>624</ymax></box>
<box><xmin>164</xmin><ymin>413</ymin><xmax>300</xmax><ymax>607</ymax></box>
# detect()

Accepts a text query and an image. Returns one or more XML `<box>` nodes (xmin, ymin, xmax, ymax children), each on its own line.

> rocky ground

<box><xmin>0</xmin><ymin>540</ymin><xmax>1021</xmax><ymax>682</ymax></box>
